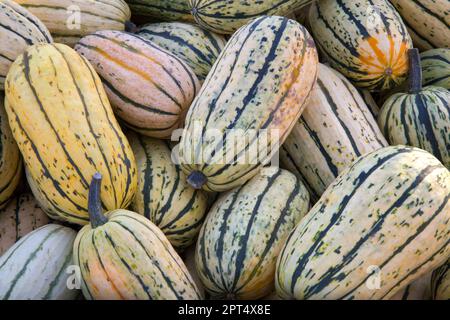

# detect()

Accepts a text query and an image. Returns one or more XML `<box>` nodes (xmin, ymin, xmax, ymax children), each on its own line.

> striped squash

<box><xmin>73</xmin><ymin>173</ymin><xmax>202</xmax><ymax>300</ymax></box>
<box><xmin>390</xmin><ymin>0</ymin><xmax>449</xmax><ymax>50</ymax></box>
<box><xmin>15</xmin><ymin>0</ymin><xmax>131</xmax><ymax>47</ymax></box>
<box><xmin>196</xmin><ymin>167</ymin><xmax>310</xmax><ymax>300</ymax></box>
<box><xmin>189</xmin><ymin>0</ymin><xmax>314</xmax><ymax>34</ymax></box>
<box><xmin>280</xmin><ymin>64</ymin><xmax>387</xmax><ymax>200</ymax></box>
<box><xmin>378</xmin><ymin>49</ymin><xmax>450</xmax><ymax>169</ymax></box>
<box><xmin>421</xmin><ymin>48</ymin><xmax>450</xmax><ymax>89</ymax></box>
<box><xmin>126</xmin><ymin>0</ymin><xmax>194</xmax><ymax>22</ymax></box>
<box><xmin>358</xmin><ymin>89</ymin><xmax>381</xmax><ymax>118</ymax></box>
<box><xmin>390</xmin><ymin>273</ymin><xmax>432</xmax><ymax>300</ymax></box>
<box><xmin>0</xmin><ymin>0</ymin><xmax>52</xmax><ymax>90</ymax></box>
<box><xmin>4</xmin><ymin>43</ymin><xmax>137</xmax><ymax>225</ymax></box>
<box><xmin>75</xmin><ymin>31</ymin><xmax>199</xmax><ymax>139</ymax></box>
<box><xmin>0</xmin><ymin>193</ymin><xmax>49</xmax><ymax>256</ymax></box>
<box><xmin>276</xmin><ymin>146</ymin><xmax>450</xmax><ymax>300</ymax></box>
<box><xmin>309</xmin><ymin>0</ymin><xmax>413</xmax><ymax>91</ymax></box>
<box><xmin>179</xmin><ymin>16</ymin><xmax>318</xmax><ymax>192</ymax></box>
<box><xmin>183</xmin><ymin>244</ymin><xmax>206</xmax><ymax>298</ymax></box>
<box><xmin>128</xmin><ymin>132</ymin><xmax>208</xmax><ymax>251</ymax></box>
<box><xmin>137</xmin><ymin>22</ymin><xmax>227</xmax><ymax>82</ymax></box>
<box><xmin>0</xmin><ymin>224</ymin><xmax>78</xmax><ymax>300</ymax></box>
<box><xmin>0</xmin><ymin>94</ymin><xmax>22</xmax><ymax>210</ymax></box>
<box><xmin>432</xmin><ymin>260</ymin><xmax>450</xmax><ymax>300</ymax></box>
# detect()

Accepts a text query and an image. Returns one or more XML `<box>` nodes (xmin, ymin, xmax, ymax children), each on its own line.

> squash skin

<box><xmin>432</xmin><ymin>259</ymin><xmax>450</xmax><ymax>300</ymax></box>
<box><xmin>390</xmin><ymin>272</ymin><xmax>432</xmax><ymax>300</ymax></box>
<box><xmin>128</xmin><ymin>132</ymin><xmax>208</xmax><ymax>251</ymax></box>
<box><xmin>0</xmin><ymin>0</ymin><xmax>52</xmax><ymax>90</ymax></box>
<box><xmin>276</xmin><ymin>146</ymin><xmax>450</xmax><ymax>300</ymax></box>
<box><xmin>0</xmin><ymin>224</ymin><xmax>78</xmax><ymax>300</ymax></box>
<box><xmin>421</xmin><ymin>48</ymin><xmax>450</xmax><ymax>89</ymax></box>
<box><xmin>73</xmin><ymin>209</ymin><xmax>202</xmax><ymax>300</ymax></box>
<box><xmin>4</xmin><ymin>43</ymin><xmax>137</xmax><ymax>225</ymax></box>
<box><xmin>179</xmin><ymin>16</ymin><xmax>318</xmax><ymax>192</ymax></box>
<box><xmin>196</xmin><ymin>167</ymin><xmax>310</xmax><ymax>300</ymax></box>
<box><xmin>126</xmin><ymin>0</ymin><xmax>194</xmax><ymax>22</ymax></box>
<box><xmin>309</xmin><ymin>0</ymin><xmax>413</xmax><ymax>91</ymax></box>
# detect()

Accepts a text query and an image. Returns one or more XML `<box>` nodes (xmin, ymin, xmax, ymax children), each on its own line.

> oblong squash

<box><xmin>0</xmin><ymin>224</ymin><xmax>78</xmax><ymax>300</ymax></box>
<box><xmin>0</xmin><ymin>193</ymin><xmax>49</xmax><ymax>255</ymax></box>
<box><xmin>126</xmin><ymin>0</ymin><xmax>194</xmax><ymax>22</ymax></box>
<box><xmin>15</xmin><ymin>0</ymin><xmax>131</xmax><ymax>47</ymax></box>
<box><xmin>0</xmin><ymin>0</ymin><xmax>52</xmax><ymax>89</ymax></box>
<box><xmin>276</xmin><ymin>146</ymin><xmax>450</xmax><ymax>300</ymax></box>
<box><xmin>74</xmin><ymin>173</ymin><xmax>202</xmax><ymax>300</ymax></box>
<box><xmin>421</xmin><ymin>48</ymin><xmax>450</xmax><ymax>89</ymax></box>
<box><xmin>309</xmin><ymin>0</ymin><xmax>413</xmax><ymax>91</ymax></box>
<box><xmin>75</xmin><ymin>30</ymin><xmax>199</xmax><ymax>139</ymax></box>
<box><xmin>137</xmin><ymin>22</ymin><xmax>227</xmax><ymax>81</ymax></box>
<box><xmin>4</xmin><ymin>43</ymin><xmax>137</xmax><ymax>225</ymax></box>
<box><xmin>196</xmin><ymin>167</ymin><xmax>310</xmax><ymax>300</ymax></box>
<box><xmin>189</xmin><ymin>0</ymin><xmax>314</xmax><ymax>34</ymax></box>
<box><xmin>129</xmin><ymin>132</ymin><xmax>208</xmax><ymax>251</ymax></box>
<box><xmin>432</xmin><ymin>259</ymin><xmax>450</xmax><ymax>300</ymax></box>
<box><xmin>178</xmin><ymin>16</ymin><xmax>318</xmax><ymax>192</ymax></box>
<box><xmin>281</xmin><ymin>64</ymin><xmax>387</xmax><ymax>200</ymax></box>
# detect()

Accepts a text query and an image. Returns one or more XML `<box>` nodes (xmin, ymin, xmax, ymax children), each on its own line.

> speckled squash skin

<box><xmin>276</xmin><ymin>146</ymin><xmax>450</xmax><ymax>300</ymax></box>
<box><xmin>189</xmin><ymin>0</ymin><xmax>314</xmax><ymax>34</ymax></box>
<box><xmin>15</xmin><ymin>0</ymin><xmax>131</xmax><ymax>47</ymax></box>
<box><xmin>128</xmin><ymin>132</ymin><xmax>208</xmax><ymax>251</ymax></box>
<box><xmin>4</xmin><ymin>43</ymin><xmax>137</xmax><ymax>225</ymax></box>
<box><xmin>421</xmin><ymin>48</ymin><xmax>450</xmax><ymax>89</ymax></box>
<box><xmin>179</xmin><ymin>16</ymin><xmax>318</xmax><ymax>192</ymax></box>
<box><xmin>0</xmin><ymin>193</ymin><xmax>49</xmax><ymax>255</ymax></box>
<box><xmin>0</xmin><ymin>224</ymin><xmax>78</xmax><ymax>300</ymax></box>
<box><xmin>126</xmin><ymin>0</ymin><xmax>194</xmax><ymax>22</ymax></box>
<box><xmin>75</xmin><ymin>31</ymin><xmax>199</xmax><ymax>139</ymax></box>
<box><xmin>432</xmin><ymin>259</ymin><xmax>450</xmax><ymax>300</ymax></box>
<box><xmin>0</xmin><ymin>0</ymin><xmax>52</xmax><ymax>90</ymax></box>
<box><xmin>137</xmin><ymin>22</ymin><xmax>227</xmax><ymax>82</ymax></box>
<box><xmin>195</xmin><ymin>167</ymin><xmax>310</xmax><ymax>300</ymax></box>
<box><xmin>309</xmin><ymin>0</ymin><xmax>413</xmax><ymax>91</ymax></box>
<box><xmin>390</xmin><ymin>0</ymin><xmax>449</xmax><ymax>50</ymax></box>
<box><xmin>390</xmin><ymin>272</ymin><xmax>432</xmax><ymax>300</ymax></box>
<box><xmin>281</xmin><ymin>64</ymin><xmax>387</xmax><ymax>200</ymax></box>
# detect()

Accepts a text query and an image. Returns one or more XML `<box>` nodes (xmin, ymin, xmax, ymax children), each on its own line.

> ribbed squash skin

<box><xmin>73</xmin><ymin>209</ymin><xmax>202</xmax><ymax>300</ymax></box>
<box><xmin>0</xmin><ymin>0</ymin><xmax>52</xmax><ymax>89</ymax></box>
<box><xmin>421</xmin><ymin>48</ymin><xmax>450</xmax><ymax>89</ymax></box>
<box><xmin>196</xmin><ymin>167</ymin><xmax>310</xmax><ymax>300</ymax></box>
<box><xmin>15</xmin><ymin>0</ymin><xmax>131</xmax><ymax>47</ymax></box>
<box><xmin>126</xmin><ymin>0</ymin><xmax>194</xmax><ymax>22</ymax></box>
<box><xmin>390</xmin><ymin>273</ymin><xmax>432</xmax><ymax>300</ymax></box>
<box><xmin>0</xmin><ymin>193</ymin><xmax>49</xmax><ymax>255</ymax></box>
<box><xmin>0</xmin><ymin>224</ymin><xmax>78</xmax><ymax>300</ymax></box>
<box><xmin>378</xmin><ymin>87</ymin><xmax>450</xmax><ymax>169</ymax></box>
<box><xmin>189</xmin><ymin>0</ymin><xmax>314</xmax><ymax>34</ymax></box>
<box><xmin>432</xmin><ymin>259</ymin><xmax>450</xmax><ymax>300</ymax></box>
<box><xmin>0</xmin><ymin>95</ymin><xmax>22</xmax><ymax>210</ymax></box>
<box><xmin>390</xmin><ymin>0</ymin><xmax>449</xmax><ymax>50</ymax></box>
<box><xmin>276</xmin><ymin>146</ymin><xmax>450</xmax><ymax>300</ymax></box>
<box><xmin>281</xmin><ymin>64</ymin><xmax>387</xmax><ymax>200</ymax></box>
<box><xmin>179</xmin><ymin>16</ymin><xmax>318</xmax><ymax>192</ymax></box>
<box><xmin>358</xmin><ymin>89</ymin><xmax>381</xmax><ymax>118</ymax></box>
<box><xmin>309</xmin><ymin>0</ymin><xmax>413</xmax><ymax>91</ymax></box>
<box><xmin>4</xmin><ymin>43</ymin><xmax>137</xmax><ymax>225</ymax></box>
<box><xmin>75</xmin><ymin>31</ymin><xmax>199</xmax><ymax>139</ymax></box>
<box><xmin>137</xmin><ymin>22</ymin><xmax>227</xmax><ymax>82</ymax></box>
<box><xmin>183</xmin><ymin>244</ymin><xmax>206</xmax><ymax>297</ymax></box>
<box><xmin>129</xmin><ymin>132</ymin><xmax>208</xmax><ymax>251</ymax></box>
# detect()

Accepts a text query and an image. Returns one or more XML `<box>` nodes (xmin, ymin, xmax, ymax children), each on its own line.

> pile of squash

<box><xmin>0</xmin><ymin>0</ymin><xmax>449</xmax><ymax>300</ymax></box>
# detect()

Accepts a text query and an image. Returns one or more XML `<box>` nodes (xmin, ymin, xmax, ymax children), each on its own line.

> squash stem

<box><xmin>408</xmin><ymin>48</ymin><xmax>422</xmax><ymax>94</ymax></box>
<box><xmin>187</xmin><ymin>171</ymin><xmax>207</xmax><ymax>189</ymax></box>
<box><xmin>88</xmin><ymin>173</ymin><xmax>108</xmax><ymax>228</ymax></box>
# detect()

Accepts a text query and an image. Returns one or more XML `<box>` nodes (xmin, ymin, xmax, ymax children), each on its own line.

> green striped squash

<box><xmin>378</xmin><ymin>49</ymin><xmax>450</xmax><ymax>169</ymax></box>
<box><xmin>196</xmin><ymin>167</ymin><xmax>310</xmax><ymax>299</ymax></box>
<box><xmin>421</xmin><ymin>48</ymin><xmax>450</xmax><ymax>89</ymax></box>
<box><xmin>128</xmin><ymin>132</ymin><xmax>208</xmax><ymax>251</ymax></box>
<box><xmin>16</xmin><ymin>0</ymin><xmax>131</xmax><ymax>47</ymax></box>
<box><xmin>0</xmin><ymin>193</ymin><xmax>49</xmax><ymax>256</ymax></box>
<box><xmin>432</xmin><ymin>259</ymin><xmax>450</xmax><ymax>300</ymax></box>
<box><xmin>137</xmin><ymin>22</ymin><xmax>227</xmax><ymax>82</ymax></box>
<box><xmin>309</xmin><ymin>0</ymin><xmax>413</xmax><ymax>91</ymax></box>
<box><xmin>179</xmin><ymin>16</ymin><xmax>318</xmax><ymax>192</ymax></box>
<box><xmin>390</xmin><ymin>273</ymin><xmax>432</xmax><ymax>300</ymax></box>
<box><xmin>126</xmin><ymin>0</ymin><xmax>194</xmax><ymax>22</ymax></box>
<box><xmin>276</xmin><ymin>146</ymin><xmax>450</xmax><ymax>300</ymax></box>
<box><xmin>0</xmin><ymin>0</ymin><xmax>52</xmax><ymax>90</ymax></box>
<box><xmin>280</xmin><ymin>64</ymin><xmax>387</xmax><ymax>200</ymax></box>
<box><xmin>0</xmin><ymin>224</ymin><xmax>78</xmax><ymax>300</ymax></box>
<box><xmin>74</xmin><ymin>173</ymin><xmax>202</xmax><ymax>300</ymax></box>
<box><xmin>75</xmin><ymin>30</ymin><xmax>199</xmax><ymax>139</ymax></box>
<box><xmin>390</xmin><ymin>0</ymin><xmax>449</xmax><ymax>50</ymax></box>
<box><xmin>189</xmin><ymin>0</ymin><xmax>314</xmax><ymax>34</ymax></box>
